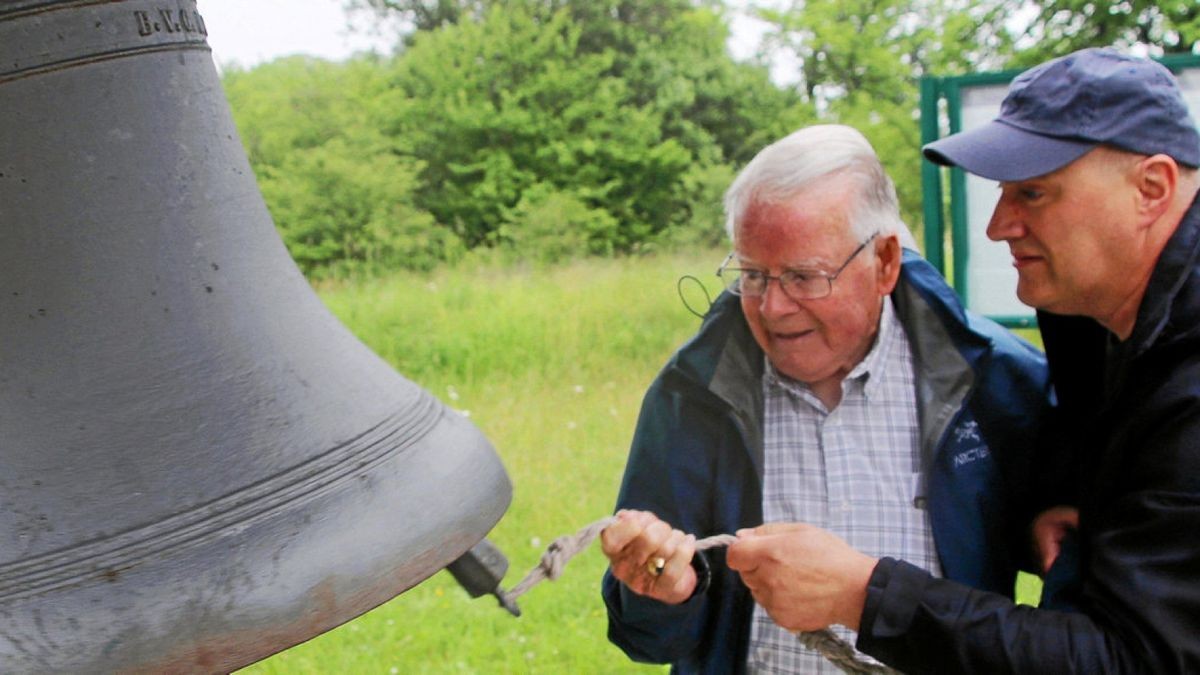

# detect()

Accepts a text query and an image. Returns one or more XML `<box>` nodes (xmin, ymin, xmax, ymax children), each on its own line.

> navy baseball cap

<box><xmin>923</xmin><ymin>48</ymin><xmax>1200</xmax><ymax>181</ymax></box>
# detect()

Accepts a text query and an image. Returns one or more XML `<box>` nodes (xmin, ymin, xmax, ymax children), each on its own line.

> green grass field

<box><xmin>238</xmin><ymin>248</ymin><xmax>1040</xmax><ymax>673</ymax></box>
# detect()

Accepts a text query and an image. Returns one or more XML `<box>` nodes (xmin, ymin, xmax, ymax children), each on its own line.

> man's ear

<box><xmin>875</xmin><ymin>234</ymin><xmax>902</xmax><ymax>294</ymax></box>
<box><xmin>1134</xmin><ymin>154</ymin><xmax>1178</xmax><ymax>228</ymax></box>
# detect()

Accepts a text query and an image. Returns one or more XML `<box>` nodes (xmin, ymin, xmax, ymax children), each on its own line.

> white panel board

<box><xmin>958</xmin><ymin>83</ymin><xmax>1027</xmax><ymax>318</ymax></box>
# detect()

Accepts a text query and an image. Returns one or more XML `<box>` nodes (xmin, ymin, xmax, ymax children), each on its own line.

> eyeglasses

<box><xmin>717</xmin><ymin>233</ymin><xmax>878</xmax><ymax>301</ymax></box>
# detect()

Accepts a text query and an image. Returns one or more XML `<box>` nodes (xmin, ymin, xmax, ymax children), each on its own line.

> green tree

<box><xmin>357</xmin><ymin>0</ymin><xmax>810</xmax><ymax>247</ymax></box>
<box><xmin>1011</xmin><ymin>0</ymin><xmax>1199</xmax><ymax>66</ymax></box>
<box><xmin>584</xmin><ymin>0</ymin><xmax>811</xmax><ymax>165</ymax></box>
<box><xmin>229</xmin><ymin>1</ymin><xmax>812</xmax><ymax>270</ymax></box>
<box><xmin>387</xmin><ymin>4</ymin><xmax>698</xmax><ymax>252</ymax></box>
<box><xmin>379</xmin><ymin>1</ymin><xmax>810</xmax><ymax>254</ymax></box>
<box><xmin>352</xmin><ymin>0</ymin><xmax>809</xmax><ymax>163</ymax></box>
<box><xmin>753</xmin><ymin>0</ymin><xmax>1017</xmax><ymax>237</ymax></box>
<box><xmin>223</xmin><ymin>56</ymin><xmax>457</xmax><ymax>276</ymax></box>
<box><xmin>344</xmin><ymin>0</ymin><xmax>489</xmax><ymax>44</ymax></box>
<box><xmin>346</xmin><ymin>0</ymin><xmax>484</xmax><ymax>29</ymax></box>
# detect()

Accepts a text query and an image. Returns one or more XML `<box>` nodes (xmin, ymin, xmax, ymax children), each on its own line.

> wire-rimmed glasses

<box><xmin>717</xmin><ymin>233</ymin><xmax>878</xmax><ymax>301</ymax></box>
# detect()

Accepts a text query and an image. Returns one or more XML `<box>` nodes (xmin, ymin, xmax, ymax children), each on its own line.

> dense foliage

<box><xmin>220</xmin><ymin>0</ymin><xmax>1198</xmax><ymax>278</ymax></box>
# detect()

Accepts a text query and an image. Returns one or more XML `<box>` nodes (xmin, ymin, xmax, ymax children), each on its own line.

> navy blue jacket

<box><xmin>603</xmin><ymin>252</ymin><xmax>1052</xmax><ymax>673</ymax></box>
<box><xmin>858</xmin><ymin>195</ymin><xmax>1200</xmax><ymax>673</ymax></box>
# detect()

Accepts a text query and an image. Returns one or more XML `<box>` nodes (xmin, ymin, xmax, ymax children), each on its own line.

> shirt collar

<box><xmin>855</xmin><ymin>295</ymin><xmax>898</xmax><ymax>399</ymax></box>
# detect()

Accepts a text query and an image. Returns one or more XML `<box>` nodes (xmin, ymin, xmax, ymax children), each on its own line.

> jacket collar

<box><xmin>669</xmin><ymin>289</ymin><xmax>761</xmax><ymax>396</ymax></box>
<box><xmin>685</xmin><ymin>291</ymin><xmax>764</xmax><ymax>472</ymax></box>
<box><xmin>1126</xmin><ymin>192</ymin><xmax>1200</xmax><ymax>356</ymax></box>
<box><xmin>892</xmin><ymin>252</ymin><xmax>980</xmax><ymax>471</ymax></box>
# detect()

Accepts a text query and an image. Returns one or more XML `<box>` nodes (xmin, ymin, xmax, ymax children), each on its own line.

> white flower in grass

<box><xmin>530</xmin><ymin>536</ymin><xmax>542</xmax><ymax>548</ymax></box>
<box><xmin>573</xmin><ymin>384</ymin><xmax>584</xmax><ymax>394</ymax></box>
<box><xmin>447</xmin><ymin>385</ymin><xmax>460</xmax><ymax>401</ymax></box>
<box><xmin>566</xmin><ymin>421</ymin><xmax>577</xmax><ymax>430</ymax></box>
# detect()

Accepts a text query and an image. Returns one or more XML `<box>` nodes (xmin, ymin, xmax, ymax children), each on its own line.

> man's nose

<box><xmin>986</xmin><ymin>196</ymin><xmax>1023</xmax><ymax>242</ymax></box>
<box><xmin>759</xmin><ymin>277</ymin><xmax>799</xmax><ymax>317</ymax></box>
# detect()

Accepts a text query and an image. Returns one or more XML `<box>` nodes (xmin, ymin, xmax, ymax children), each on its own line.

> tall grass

<box><xmin>239</xmin><ymin>249</ymin><xmax>725</xmax><ymax>673</ymax></box>
<box><xmin>238</xmin><ymin>249</ymin><xmax>1042</xmax><ymax>673</ymax></box>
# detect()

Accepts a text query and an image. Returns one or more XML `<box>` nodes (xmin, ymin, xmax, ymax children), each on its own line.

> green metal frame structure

<box><xmin>919</xmin><ymin>53</ymin><xmax>1200</xmax><ymax>328</ymax></box>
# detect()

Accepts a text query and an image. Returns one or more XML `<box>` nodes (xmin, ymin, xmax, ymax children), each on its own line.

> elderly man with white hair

<box><xmin>599</xmin><ymin>124</ymin><xmax>1052</xmax><ymax>673</ymax></box>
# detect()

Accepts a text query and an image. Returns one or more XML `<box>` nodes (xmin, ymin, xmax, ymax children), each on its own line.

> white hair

<box><xmin>723</xmin><ymin>124</ymin><xmax>919</xmax><ymax>250</ymax></box>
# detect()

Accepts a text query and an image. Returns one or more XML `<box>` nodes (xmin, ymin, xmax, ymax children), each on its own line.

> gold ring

<box><xmin>647</xmin><ymin>556</ymin><xmax>666</xmax><ymax>577</ymax></box>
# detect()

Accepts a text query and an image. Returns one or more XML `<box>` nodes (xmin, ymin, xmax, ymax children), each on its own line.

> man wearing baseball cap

<box><xmin>726</xmin><ymin>47</ymin><xmax>1200</xmax><ymax>672</ymax></box>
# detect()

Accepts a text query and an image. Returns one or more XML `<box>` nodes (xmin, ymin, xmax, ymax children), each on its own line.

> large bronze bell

<box><xmin>0</xmin><ymin>1</ymin><xmax>512</xmax><ymax>671</ymax></box>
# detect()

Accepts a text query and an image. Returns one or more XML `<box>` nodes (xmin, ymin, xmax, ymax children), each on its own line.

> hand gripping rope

<box><xmin>500</xmin><ymin>516</ymin><xmax>898</xmax><ymax>675</ymax></box>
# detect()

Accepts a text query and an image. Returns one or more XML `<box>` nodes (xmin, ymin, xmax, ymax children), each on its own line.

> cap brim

<box><xmin>922</xmin><ymin>120</ymin><xmax>1096</xmax><ymax>182</ymax></box>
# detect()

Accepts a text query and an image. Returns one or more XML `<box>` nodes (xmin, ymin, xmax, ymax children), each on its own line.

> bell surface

<box><xmin>0</xmin><ymin>1</ymin><xmax>512</xmax><ymax>671</ymax></box>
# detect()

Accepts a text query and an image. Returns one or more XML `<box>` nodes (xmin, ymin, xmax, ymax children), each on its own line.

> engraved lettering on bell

<box><xmin>133</xmin><ymin>8</ymin><xmax>208</xmax><ymax>38</ymax></box>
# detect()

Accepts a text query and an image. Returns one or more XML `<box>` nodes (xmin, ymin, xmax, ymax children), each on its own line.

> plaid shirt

<box><xmin>747</xmin><ymin>297</ymin><xmax>942</xmax><ymax>674</ymax></box>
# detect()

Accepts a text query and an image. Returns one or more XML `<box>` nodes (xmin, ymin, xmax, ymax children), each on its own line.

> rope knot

<box><xmin>538</xmin><ymin>536</ymin><xmax>570</xmax><ymax>580</ymax></box>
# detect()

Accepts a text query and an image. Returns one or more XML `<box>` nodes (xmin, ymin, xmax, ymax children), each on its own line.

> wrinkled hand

<box><xmin>600</xmin><ymin>510</ymin><xmax>698</xmax><ymax>604</ymax></box>
<box><xmin>726</xmin><ymin>522</ymin><xmax>877</xmax><ymax>633</ymax></box>
<box><xmin>1032</xmin><ymin>505</ymin><xmax>1080</xmax><ymax>574</ymax></box>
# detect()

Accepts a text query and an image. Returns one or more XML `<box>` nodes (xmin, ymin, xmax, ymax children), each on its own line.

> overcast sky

<box><xmin>197</xmin><ymin>0</ymin><xmax>775</xmax><ymax>70</ymax></box>
<box><xmin>199</xmin><ymin>0</ymin><xmax>395</xmax><ymax>69</ymax></box>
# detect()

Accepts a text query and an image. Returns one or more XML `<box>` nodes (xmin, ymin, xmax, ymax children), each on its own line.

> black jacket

<box><xmin>858</xmin><ymin>194</ymin><xmax>1200</xmax><ymax>673</ymax></box>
